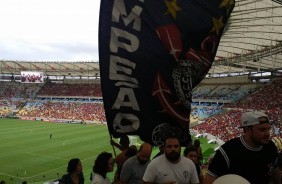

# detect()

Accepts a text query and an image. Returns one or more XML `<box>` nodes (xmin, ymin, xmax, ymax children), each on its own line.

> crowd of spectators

<box><xmin>0</xmin><ymin>81</ymin><xmax>42</xmax><ymax>99</ymax></box>
<box><xmin>192</xmin><ymin>109</ymin><xmax>282</xmax><ymax>142</ymax></box>
<box><xmin>191</xmin><ymin>107</ymin><xmax>222</xmax><ymax>120</ymax></box>
<box><xmin>192</xmin><ymin>110</ymin><xmax>242</xmax><ymax>142</ymax></box>
<box><xmin>225</xmin><ymin>79</ymin><xmax>282</xmax><ymax>110</ymax></box>
<box><xmin>37</xmin><ymin>83</ymin><xmax>102</xmax><ymax>97</ymax></box>
<box><xmin>191</xmin><ymin>79</ymin><xmax>282</xmax><ymax>142</ymax></box>
<box><xmin>18</xmin><ymin>101</ymin><xmax>106</xmax><ymax>123</ymax></box>
<box><xmin>1</xmin><ymin>79</ymin><xmax>281</xmax><ymax>136</ymax></box>
<box><xmin>0</xmin><ymin>81</ymin><xmax>42</xmax><ymax>117</ymax></box>
<box><xmin>0</xmin><ymin>81</ymin><xmax>105</xmax><ymax>122</ymax></box>
<box><xmin>0</xmin><ymin>107</ymin><xmax>10</xmax><ymax>117</ymax></box>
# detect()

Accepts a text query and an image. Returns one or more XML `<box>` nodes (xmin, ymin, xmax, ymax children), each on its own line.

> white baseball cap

<box><xmin>240</xmin><ymin>111</ymin><xmax>270</xmax><ymax>128</ymax></box>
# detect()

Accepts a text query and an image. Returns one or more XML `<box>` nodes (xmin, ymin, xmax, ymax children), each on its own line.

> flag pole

<box><xmin>110</xmin><ymin>134</ymin><xmax>117</xmax><ymax>157</ymax></box>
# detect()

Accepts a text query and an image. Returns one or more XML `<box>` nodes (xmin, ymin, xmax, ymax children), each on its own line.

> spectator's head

<box><xmin>93</xmin><ymin>152</ymin><xmax>114</xmax><ymax>179</ymax></box>
<box><xmin>119</xmin><ymin>135</ymin><xmax>130</xmax><ymax>148</ymax></box>
<box><xmin>130</xmin><ymin>145</ymin><xmax>137</xmax><ymax>150</ymax></box>
<box><xmin>67</xmin><ymin>158</ymin><xmax>83</xmax><ymax>174</ymax></box>
<box><xmin>240</xmin><ymin>111</ymin><xmax>271</xmax><ymax>146</ymax></box>
<box><xmin>164</xmin><ymin>135</ymin><xmax>181</xmax><ymax>163</ymax></box>
<box><xmin>0</xmin><ymin>180</ymin><xmax>6</xmax><ymax>184</ymax></box>
<box><xmin>125</xmin><ymin>145</ymin><xmax>138</xmax><ymax>157</ymax></box>
<box><xmin>22</xmin><ymin>181</ymin><xmax>27</xmax><ymax>184</ymax></box>
<box><xmin>184</xmin><ymin>145</ymin><xmax>198</xmax><ymax>164</ymax></box>
<box><xmin>194</xmin><ymin>139</ymin><xmax>201</xmax><ymax>147</ymax></box>
<box><xmin>137</xmin><ymin>143</ymin><xmax>152</xmax><ymax>165</ymax></box>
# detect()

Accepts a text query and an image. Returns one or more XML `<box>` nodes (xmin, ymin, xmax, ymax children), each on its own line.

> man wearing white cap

<box><xmin>205</xmin><ymin>111</ymin><xmax>281</xmax><ymax>184</ymax></box>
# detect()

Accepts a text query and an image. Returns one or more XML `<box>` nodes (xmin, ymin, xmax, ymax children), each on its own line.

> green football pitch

<box><xmin>0</xmin><ymin>118</ymin><xmax>218</xmax><ymax>184</ymax></box>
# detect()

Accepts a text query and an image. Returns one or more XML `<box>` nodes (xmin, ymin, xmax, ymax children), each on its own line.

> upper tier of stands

<box><xmin>37</xmin><ymin>82</ymin><xmax>102</xmax><ymax>97</ymax></box>
<box><xmin>0</xmin><ymin>81</ymin><xmax>104</xmax><ymax>122</ymax></box>
<box><xmin>192</xmin><ymin>83</ymin><xmax>259</xmax><ymax>101</ymax></box>
<box><xmin>224</xmin><ymin>79</ymin><xmax>282</xmax><ymax>110</ymax></box>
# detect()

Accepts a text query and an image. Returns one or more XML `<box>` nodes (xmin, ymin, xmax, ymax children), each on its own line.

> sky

<box><xmin>0</xmin><ymin>0</ymin><xmax>100</xmax><ymax>61</ymax></box>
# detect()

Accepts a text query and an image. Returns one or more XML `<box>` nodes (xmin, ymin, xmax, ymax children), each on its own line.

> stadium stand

<box><xmin>1</xmin><ymin>76</ymin><xmax>280</xmax><ymax>146</ymax></box>
<box><xmin>191</xmin><ymin>79</ymin><xmax>282</xmax><ymax>145</ymax></box>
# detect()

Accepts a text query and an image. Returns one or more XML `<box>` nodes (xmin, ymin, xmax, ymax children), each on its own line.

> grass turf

<box><xmin>0</xmin><ymin>118</ymin><xmax>218</xmax><ymax>183</ymax></box>
<box><xmin>0</xmin><ymin>118</ymin><xmax>116</xmax><ymax>183</ymax></box>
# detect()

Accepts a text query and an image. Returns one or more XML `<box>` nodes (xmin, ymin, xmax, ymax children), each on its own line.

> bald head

<box><xmin>138</xmin><ymin>143</ymin><xmax>152</xmax><ymax>165</ymax></box>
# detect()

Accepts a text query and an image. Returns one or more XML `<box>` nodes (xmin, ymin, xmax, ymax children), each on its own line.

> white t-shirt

<box><xmin>143</xmin><ymin>155</ymin><xmax>199</xmax><ymax>184</ymax></box>
<box><xmin>90</xmin><ymin>173</ymin><xmax>111</xmax><ymax>184</ymax></box>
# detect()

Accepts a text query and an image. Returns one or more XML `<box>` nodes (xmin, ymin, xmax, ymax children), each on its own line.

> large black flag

<box><xmin>99</xmin><ymin>0</ymin><xmax>235</xmax><ymax>146</ymax></box>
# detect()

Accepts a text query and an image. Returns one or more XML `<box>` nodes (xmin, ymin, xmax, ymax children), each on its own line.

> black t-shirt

<box><xmin>207</xmin><ymin>136</ymin><xmax>279</xmax><ymax>184</ymax></box>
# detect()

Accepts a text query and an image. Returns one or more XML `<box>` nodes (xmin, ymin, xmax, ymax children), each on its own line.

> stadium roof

<box><xmin>0</xmin><ymin>60</ymin><xmax>100</xmax><ymax>77</ymax></box>
<box><xmin>0</xmin><ymin>0</ymin><xmax>281</xmax><ymax>77</ymax></box>
<box><xmin>211</xmin><ymin>0</ymin><xmax>282</xmax><ymax>75</ymax></box>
